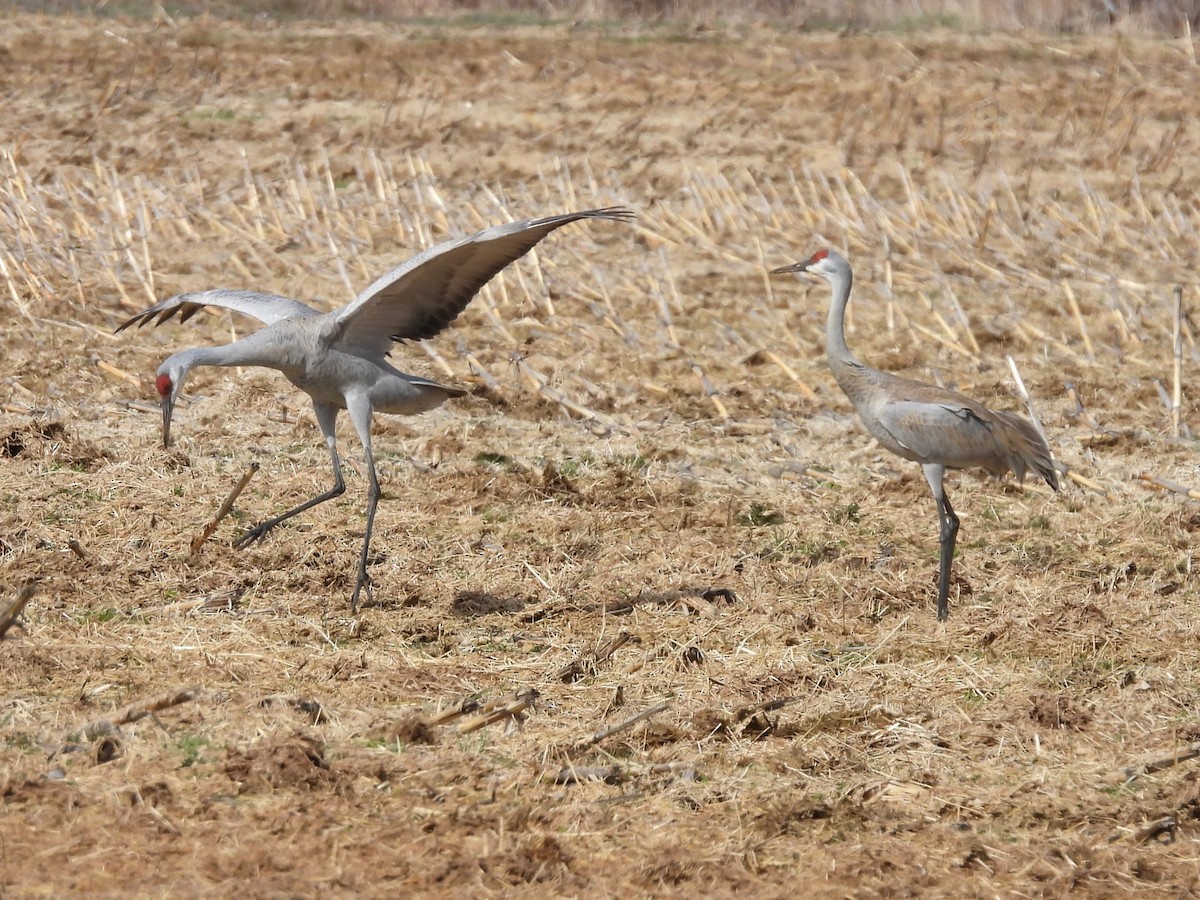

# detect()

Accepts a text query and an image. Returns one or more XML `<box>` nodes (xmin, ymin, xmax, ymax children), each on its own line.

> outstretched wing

<box><xmin>330</xmin><ymin>206</ymin><xmax>635</xmax><ymax>356</ymax></box>
<box><xmin>114</xmin><ymin>289</ymin><xmax>321</xmax><ymax>333</ymax></box>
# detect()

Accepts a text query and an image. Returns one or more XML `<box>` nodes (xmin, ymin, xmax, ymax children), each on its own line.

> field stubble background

<box><xmin>3</xmin><ymin>10</ymin><xmax>1200</xmax><ymax>896</ymax></box>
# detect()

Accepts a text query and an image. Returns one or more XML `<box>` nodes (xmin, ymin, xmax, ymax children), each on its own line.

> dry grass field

<box><xmin>4</xmin><ymin>9</ymin><xmax>1200</xmax><ymax>896</ymax></box>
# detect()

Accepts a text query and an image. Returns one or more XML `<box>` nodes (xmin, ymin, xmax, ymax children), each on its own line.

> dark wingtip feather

<box><xmin>1042</xmin><ymin>461</ymin><xmax>1061</xmax><ymax>492</ymax></box>
<box><xmin>113</xmin><ymin>308</ymin><xmax>156</xmax><ymax>333</ymax></box>
<box><xmin>992</xmin><ymin>408</ymin><xmax>1058</xmax><ymax>492</ymax></box>
<box><xmin>585</xmin><ymin>206</ymin><xmax>636</xmax><ymax>222</ymax></box>
<box><xmin>177</xmin><ymin>303</ymin><xmax>205</xmax><ymax>326</ymax></box>
<box><xmin>1023</xmin><ymin>427</ymin><xmax>1060</xmax><ymax>491</ymax></box>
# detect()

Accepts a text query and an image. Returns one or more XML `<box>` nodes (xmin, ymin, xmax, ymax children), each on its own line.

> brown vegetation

<box><xmin>13</xmin><ymin>0</ymin><xmax>1200</xmax><ymax>34</ymax></box>
<box><xmin>3</xmin><ymin>10</ymin><xmax>1200</xmax><ymax>896</ymax></box>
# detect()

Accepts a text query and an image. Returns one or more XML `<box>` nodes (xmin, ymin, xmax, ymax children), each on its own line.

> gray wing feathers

<box><xmin>875</xmin><ymin>401</ymin><xmax>972</xmax><ymax>462</ymax></box>
<box><xmin>877</xmin><ymin>400</ymin><xmax>1058</xmax><ymax>489</ymax></box>
<box><xmin>115</xmin><ymin>289</ymin><xmax>320</xmax><ymax>332</ymax></box>
<box><xmin>332</xmin><ymin>207</ymin><xmax>634</xmax><ymax>355</ymax></box>
<box><xmin>988</xmin><ymin>408</ymin><xmax>1059</xmax><ymax>490</ymax></box>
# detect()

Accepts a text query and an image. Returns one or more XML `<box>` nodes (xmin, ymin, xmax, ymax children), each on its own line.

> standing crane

<box><xmin>771</xmin><ymin>249</ymin><xmax>1058</xmax><ymax>621</ymax></box>
<box><xmin>118</xmin><ymin>207</ymin><xmax>634</xmax><ymax>613</ymax></box>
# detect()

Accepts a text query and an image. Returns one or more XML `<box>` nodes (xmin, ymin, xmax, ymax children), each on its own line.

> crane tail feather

<box><xmin>992</xmin><ymin>410</ymin><xmax>1059</xmax><ymax>491</ymax></box>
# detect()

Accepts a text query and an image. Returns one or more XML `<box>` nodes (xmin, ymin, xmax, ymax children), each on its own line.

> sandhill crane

<box><xmin>771</xmin><ymin>249</ymin><xmax>1058</xmax><ymax>621</ymax></box>
<box><xmin>118</xmin><ymin>207</ymin><xmax>634</xmax><ymax>612</ymax></box>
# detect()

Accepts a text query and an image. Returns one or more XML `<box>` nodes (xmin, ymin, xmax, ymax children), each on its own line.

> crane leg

<box><xmin>347</xmin><ymin>397</ymin><xmax>379</xmax><ymax>615</ymax></box>
<box><xmin>234</xmin><ymin>404</ymin><xmax>344</xmax><ymax>549</ymax></box>
<box><xmin>934</xmin><ymin>492</ymin><xmax>960</xmax><ymax>621</ymax></box>
<box><xmin>923</xmin><ymin>464</ymin><xmax>960</xmax><ymax>621</ymax></box>
<box><xmin>350</xmin><ymin>453</ymin><xmax>380</xmax><ymax>615</ymax></box>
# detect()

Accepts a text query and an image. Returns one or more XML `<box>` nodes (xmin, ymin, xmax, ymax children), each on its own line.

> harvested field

<box><xmin>4</xmin><ymin>10</ymin><xmax>1200</xmax><ymax>896</ymax></box>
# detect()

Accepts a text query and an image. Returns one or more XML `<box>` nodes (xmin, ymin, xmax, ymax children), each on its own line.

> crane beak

<box><xmin>161</xmin><ymin>393</ymin><xmax>175</xmax><ymax>449</ymax></box>
<box><xmin>769</xmin><ymin>261</ymin><xmax>809</xmax><ymax>276</ymax></box>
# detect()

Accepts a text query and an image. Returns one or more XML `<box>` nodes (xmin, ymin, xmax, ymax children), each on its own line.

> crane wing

<box><xmin>329</xmin><ymin>206</ymin><xmax>635</xmax><ymax>356</ymax></box>
<box><xmin>876</xmin><ymin>396</ymin><xmax>1054</xmax><ymax>484</ymax></box>
<box><xmin>115</xmin><ymin>289</ymin><xmax>321</xmax><ymax>333</ymax></box>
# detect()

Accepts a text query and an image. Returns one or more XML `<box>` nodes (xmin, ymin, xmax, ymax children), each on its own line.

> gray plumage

<box><xmin>118</xmin><ymin>206</ymin><xmax>634</xmax><ymax>612</ymax></box>
<box><xmin>772</xmin><ymin>248</ymin><xmax>1057</xmax><ymax>621</ymax></box>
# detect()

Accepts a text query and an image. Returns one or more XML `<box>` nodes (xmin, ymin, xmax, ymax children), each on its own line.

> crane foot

<box><xmin>350</xmin><ymin>571</ymin><xmax>373</xmax><ymax>615</ymax></box>
<box><xmin>233</xmin><ymin>522</ymin><xmax>275</xmax><ymax>550</ymax></box>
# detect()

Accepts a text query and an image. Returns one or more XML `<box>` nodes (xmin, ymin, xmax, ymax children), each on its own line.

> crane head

<box><xmin>156</xmin><ymin>369</ymin><xmax>180</xmax><ymax>449</ymax></box>
<box><xmin>157</xmin><ymin>372</ymin><xmax>175</xmax><ymax>448</ymax></box>
<box><xmin>154</xmin><ymin>349</ymin><xmax>202</xmax><ymax>449</ymax></box>
<box><xmin>770</xmin><ymin>248</ymin><xmax>842</xmax><ymax>279</ymax></box>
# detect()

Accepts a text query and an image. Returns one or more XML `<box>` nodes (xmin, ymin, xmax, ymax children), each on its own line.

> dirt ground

<box><xmin>4</xmin><ymin>10</ymin><xmax>1200</xmax><ymax>897</ymax></box>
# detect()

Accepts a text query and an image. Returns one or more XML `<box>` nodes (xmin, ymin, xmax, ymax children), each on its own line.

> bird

<box><xmin>117</xmin><ymin>206</ymin><xmax>635</xmax><ymax>613</ymax></box>
<box><xmin>770</xmin><ymin>248</ymin><xmax>1058</xmax><ymax>621</ymax></box>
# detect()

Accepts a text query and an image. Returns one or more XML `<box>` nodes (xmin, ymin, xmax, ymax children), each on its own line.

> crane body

<box><xmin>772</xmin><ymin>248</ymin><xmax>1057</xmax><ymax>621</ymax></box>
<box><xmin>119</xmin><ymin>207</ymin><xmax>634</xmax><ymax>612</ymax></box>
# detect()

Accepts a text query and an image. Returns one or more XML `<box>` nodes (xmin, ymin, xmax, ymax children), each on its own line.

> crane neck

<box><xmin>164</xmin><ymin>331</ymin><xmax>284</xmax><ymax>379</ymax></box>
<box><xmin>825</xmin><ymin>264</ymin><xmax>865</xmax><ymax>374</ymax></box>
<box><xmin>177</xmin><ymin>344</ymin><xmax>250</xmax><ymax>372</ymax></box>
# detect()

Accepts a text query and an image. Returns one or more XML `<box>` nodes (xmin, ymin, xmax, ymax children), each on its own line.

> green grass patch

<box><xmin>740</xmin><ymin>502</ymin><xmax>784</xmax><ymax>527</ymax></box>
